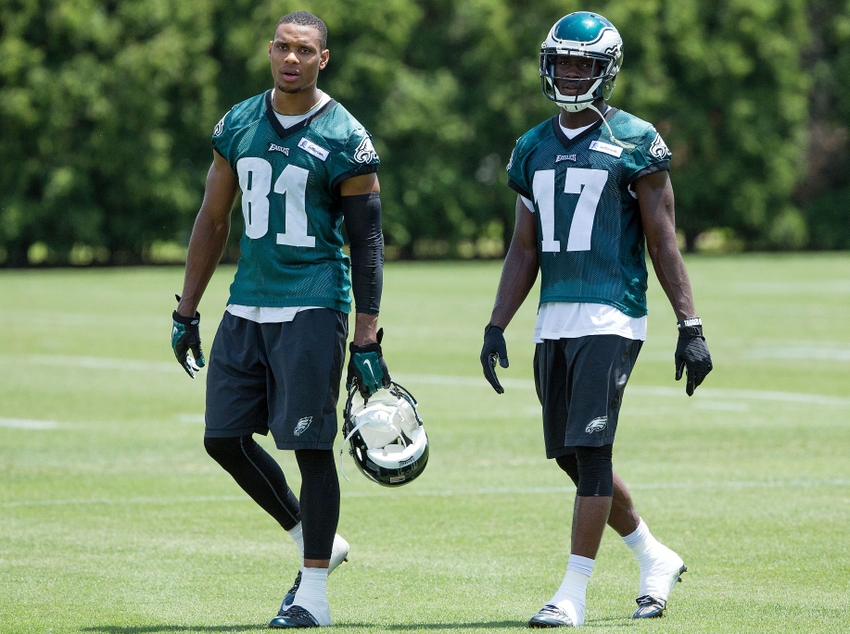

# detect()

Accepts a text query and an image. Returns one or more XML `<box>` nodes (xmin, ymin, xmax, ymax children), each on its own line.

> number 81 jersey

<box><xmin>213</xmin><ymin>90</ymin><xmax>380</xmax><ymax>312</ymax></box>
<box><xmin>507</xmin><ymin>109</ymin><xmax>671</xmax><ymax>318</ymax></box>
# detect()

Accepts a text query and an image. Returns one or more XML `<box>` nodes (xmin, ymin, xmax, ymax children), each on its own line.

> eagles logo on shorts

<box><xmin>294</xmin><ymin>416</ymin><xmax>313</xmax><ymax>437</ymax></box>
<box><xmin>585</xmin><ymin>416</ymin><xmax>608</xmax><ymax>434</ymax></box>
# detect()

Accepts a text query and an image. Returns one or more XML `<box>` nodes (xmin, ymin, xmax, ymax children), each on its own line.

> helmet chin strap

<box><xmin>584</xmin><ymin>101</ymin><xmax>635</xmax><ymax>150</ymax></box>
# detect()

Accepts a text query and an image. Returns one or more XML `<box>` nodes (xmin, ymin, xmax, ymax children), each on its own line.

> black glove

<box><xmin>674</xmin><ymin>318</ymin><xmax>712</xmax><ymax>396</ymax></box>
<box><xmin>480</xmin><ymin>323</ymin><xmax>508</xmax><ymax>394</ymax></box>
<box><xmin>172</xmin><ymin>298</ymin><xmax>205</xmax><ymax>379</ymax></box>
<box><xmin>347</xmin><ymin>328</ymin><xmax>391</xmax><ymax>398</ymax></box>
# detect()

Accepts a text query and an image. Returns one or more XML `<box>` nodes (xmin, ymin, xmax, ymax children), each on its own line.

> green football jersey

<box><xmin>507</xmin><ymin>109</ymin><xmax>671</xmax><ymax>318</ymax></box>
<box><xmin>212</xmin><ymin>91</ymin><xmax>380</xmax><ymax>312</ymax></box>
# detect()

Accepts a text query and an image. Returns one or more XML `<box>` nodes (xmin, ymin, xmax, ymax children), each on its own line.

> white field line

<box><xmin>0</xmin><ymin>418</ymin><xmax>59</xmax><ymax>429</ymax></box>
<box><xmin>3</xmin><ymin>354</ymin><xmax>180</xmax><ymax>373</ymax></box>
<box><xmin>401</xmin><ymin>374</ymin><xmax>850</xmax><ymax>407</ymax></box>
<box><xmin>741</xmin><ymin>347</ymin><xmax>850</xmax><ymax>361</ymax></box>
<box><xmin>3</xmin><ymin>479</ymin><xmax>850</xmax><ymax>508</ymax></box>
<box><xmin>2</xmin><ymin>354</ymin><xmax>850</xmax><ymax>408</ymax></box>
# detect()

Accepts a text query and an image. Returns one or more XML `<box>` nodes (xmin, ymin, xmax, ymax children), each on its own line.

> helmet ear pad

<box><xmin>342</xmin><ymin>382</ymin><xmax>429</xmax><ymax>487</ymax></box>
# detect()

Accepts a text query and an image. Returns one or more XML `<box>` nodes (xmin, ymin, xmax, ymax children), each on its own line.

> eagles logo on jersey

<box><xmin>353</xmin><ymin>136</ymin><xmax>378</xmax><ymax>164</ymax></box>
<box><xmin>213</xmin><ymin>110</ymin><xmax>230</xmax><ymax>138</ymax></box>
<box><xmin>649</xmin><ymin>133</ymin><xmax>671</xmax><ymax>159</ymax></box>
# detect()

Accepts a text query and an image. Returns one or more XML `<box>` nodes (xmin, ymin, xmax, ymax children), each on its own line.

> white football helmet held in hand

<box><xmin>341</xmin><ymin>382</ymin><xmax>429</xmax><ymax>487</ymax></box>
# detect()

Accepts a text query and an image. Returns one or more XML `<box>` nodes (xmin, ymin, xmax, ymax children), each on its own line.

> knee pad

<box><xmin>574</xmin><ymin>444</ymin><xmax>613</xmax><ymax>497</ymax></box>
<box><xmin>204</xmin><ymin>436</ymin><xmax>259</xmax><ymax>471</ymax></box>
<box><xmin>204</xmin><ymin>435</ymin><xmax>243</xmax><ymax>465</ymax></box>
<box><xmin>295</xmin><ymin>448</ymin><xmax>337</xmax><ymax>478</ymax></box>
<box><xmin>555</xmin><ymin>453</ymin><xmax>580</xmax><ymax>487</ymax></box>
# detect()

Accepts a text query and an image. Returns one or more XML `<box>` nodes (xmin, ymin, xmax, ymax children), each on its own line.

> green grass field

<box><xmin>1</xmin><ymin>254</ymin><xmax>849</xmax><ymax>633</ymax></box>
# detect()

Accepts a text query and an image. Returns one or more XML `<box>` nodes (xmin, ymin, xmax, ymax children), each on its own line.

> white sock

<box><xmin>622</xmin><ymin>518</ymin><xmax>657</xmax><ymax>564</ymax></box>
<box><xmin>288</xmin><ymin>522</ymin><xmax>304</xmax><ymax>558</ymax></box>
<box><xmin>548</xmin><ymin>555</ymin><xmax>592</xmax><ymax>626</ymax></box>
<box><xmin>292</xmin><ymin>567</ymin><xmax>331</xmax><ymax>626</ymax></box>
<box><xmin>624</xmin><ymin>518</ymin><xmax>682</xmax><ymax>564</ymax></box>
<box><xmin>623</xmin><ymin>518</ymin><xmax>683</xmax><ymax>597</ymax></box>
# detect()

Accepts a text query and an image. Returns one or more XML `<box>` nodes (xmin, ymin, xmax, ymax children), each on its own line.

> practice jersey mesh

<box><xmin>212</xmin><ymin>90</ymin><xmax>379</xmax><ymax>312</ymax></box>
<box><xmin>507</xmin><ymin>109</ymin><xmax>671</xmax><ymax>318</ymax></box>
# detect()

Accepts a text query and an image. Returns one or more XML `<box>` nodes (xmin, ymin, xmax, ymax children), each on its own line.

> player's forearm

<box><xmin>177</xmin><ymin>212</ymin><xmax>231</xmax><ymax>317</ymax></box>
<box><xmin>343</xmin><ymin>193</ymin><xmax>383</xmax><ymax>318</ymax></box>
<box><xmin>648</xmin><ymin>242</ymin><xmax>697</xmax><ymax>321</ymax></box>
<box><xmin>489</xmin><ymin>246</ymin><xmax>539</xmax><ymax>330</ymax></box>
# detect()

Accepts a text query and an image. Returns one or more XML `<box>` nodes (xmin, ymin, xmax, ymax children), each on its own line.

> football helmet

<box><xmin>540</xmin><ymin>11</ymin><xmax>623</xmax><ymax>112</ymax></box>
<box><xmin>341</xmin><ymin>382</ymin><xmax>428</xmax><ymax>487</ymax></box>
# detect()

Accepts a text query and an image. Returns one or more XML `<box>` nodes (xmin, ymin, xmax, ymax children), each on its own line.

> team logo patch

<box><xmin>297</xmin><ymin>137</ymin><xmax>329</xmax><ymax>161</ymax></box>
<box><xmin>556</xmin><ymin>154</ymin><xmax>577</xmax><ymax>163</ymax></box>
<box><xmin>585</xmin><ymin>416</ymin><xmax>608</xmax><ymax>434</ymax></box>
<box><xmin>268</xmin><ymin>143</ymin><xmax>290</xmax><ymax>155</ymax></box>
<box><xmin>649</xmin><ymin>133</ymin><xmax>671</xmax><ymax>159</ymax></box>
<box><xmin>294</xmin><ymin>416</ymin><xmax>313</xmax><ymax>437</ymax></box>
<box><xmin>589</xmin><ymin>140</ymin><xmax>623</xmax><ymax>158</ymax></box>
<box><xmin>506</xmin><ymin>150</ymin><xmax>516</xmax><ymax>172</ymax></box>
<box><xmin>213</xmin><ymin>110</ymin><xmax>231</xmax><ymax>137</ymax></box>
<box><xmin>353</xmin><ymin>136</ymin><xmax>378</xmax><ymax>164</ymax></box>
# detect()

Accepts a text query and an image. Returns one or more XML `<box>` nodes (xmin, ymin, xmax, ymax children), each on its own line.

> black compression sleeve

<box><xmin>204</xmin><ymin>435</ymin><xmax>300</xmax><ymax>530</ymax></box>
<box><xmin>342</xmin><ymin>193</ymin><xmax>383</xmax><ymax>315</ymax></box>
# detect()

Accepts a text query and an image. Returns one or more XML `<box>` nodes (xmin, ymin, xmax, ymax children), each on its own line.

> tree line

<box><xmin>1</xmin><ymin>0</ymin><xmax>848</xmax><ymax>266</ymax></box>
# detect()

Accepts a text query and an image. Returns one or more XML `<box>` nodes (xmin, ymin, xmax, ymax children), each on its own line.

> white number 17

<box><xmin>531</xmin><ymin>167</ymin><xmax>607</xmax><ymax>252</ymax></box>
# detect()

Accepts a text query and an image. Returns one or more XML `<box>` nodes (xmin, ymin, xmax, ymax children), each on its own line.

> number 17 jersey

<box><xmin>212</xmin><ymin>90</ymin><xmax>380</xmax><ymax>312</ymax></box>
<box><xmin>506</xmin><ymin>109</ymin><xmax>671</xmax><ymax>318</ymax></box>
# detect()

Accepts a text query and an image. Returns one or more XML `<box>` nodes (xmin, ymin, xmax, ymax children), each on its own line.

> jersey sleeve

<box><xmin>506</xmin><ymin>134</ymin><xmax>534</xmax><ymax>200</ymax></box>
<box><xmin>330</xmin><ymin>126</ymin><xmax>380</xmax><ymax>191</ymax></box>
<box><xmin>210</xmin><ymin>108</ymin><xmax>235</xmax><ymax>165</ymax></box>
<box><xmin>622</xmin><ymin>126</ymin><xmax>671</xmax><ymax>184</ymax></box>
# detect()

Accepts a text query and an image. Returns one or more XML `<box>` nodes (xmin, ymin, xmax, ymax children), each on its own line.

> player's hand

<box><xmin>481</xmin><ymin>323</ymin><xmax>508</xmax><ymax>394</ymax></box>
<box><xmin>674</xmin><ymin>318</ymin><xmax>712</xmax><ymax>396</ymax></box>
<box><xmin>347</xmin><ymin>328</ymin><xmax>391</xmax><ymax>398</ymax></box>
<box><xmin>172</xmin><ymin>307</ymin><xmax>205</xmax><ymax>379</ymax></box>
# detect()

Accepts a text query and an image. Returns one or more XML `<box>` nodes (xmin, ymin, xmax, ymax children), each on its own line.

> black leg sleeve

<box><xmin>294</xmin><ymin>449</ymin><xmax>340</xmax><ymax>561</ymax></box>
<box><xmin>204</xmin><ymin>435</ymin><xmax>300</xmax><ymax>531</ymax></box>
<box><xmin>574</xmin><ymin>444</ymin><xmax>614</xmax><ymax>497</ymax></box>
<box><xmin>555</xmin><ymin>453</ymin><xmax>580</xmax><ymax>487</ymax></box>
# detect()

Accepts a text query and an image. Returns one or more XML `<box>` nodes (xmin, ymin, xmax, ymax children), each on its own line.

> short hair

<box><xmin>275</xmin><ymin>11</ymin><xmax>328</xmax><ymax>49</ymax></box>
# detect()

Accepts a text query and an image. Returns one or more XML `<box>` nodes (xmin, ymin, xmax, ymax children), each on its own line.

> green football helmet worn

<box><xmin>540</xmin><ymin>11</ymin><xmax>624</xmax><ymax>112</ymax></box>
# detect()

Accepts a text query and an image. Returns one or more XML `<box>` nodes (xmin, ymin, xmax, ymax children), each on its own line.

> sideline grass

<box><xmin>1</xmin><ymin>254</ymin><xmax>849</xmax><ymax>633</ymax></box>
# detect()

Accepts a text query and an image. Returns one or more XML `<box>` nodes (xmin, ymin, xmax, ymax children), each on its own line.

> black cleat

<box><xmin>269</xmin><ymin>605</ymin><xmax>320</xmax><ymax>629</ymax></box>
<box><xmin>528</xmin><ymin>604</ymin><xmax>576</xmax><ymax>628</ymax></box>
<box><xmin>632</xmin><ymin>595</ymin><xmax>667</xmax><ymax>619</ymax></box>
<box><xmin>632</xmin><ymin>564</ymin><xmax>688</xmax><ymax>618</ymax></box>
<box><xmin>281</xmin><ymin>570</ymin><xmax>301</xmax><ymax>609</ymax></box>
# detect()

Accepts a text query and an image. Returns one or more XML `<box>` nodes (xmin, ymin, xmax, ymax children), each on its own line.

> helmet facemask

<box><xmin>341</xmin><ymin>382</ymin><xmax>429</xmax><ymax>487</ymax></box>
<box><xmin>541</xmin><ymin>50</ymin><xmax>617</xmax><ymax>112</ymax></box>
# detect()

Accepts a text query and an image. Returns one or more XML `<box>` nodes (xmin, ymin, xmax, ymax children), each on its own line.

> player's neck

<box><xmin>559</xmin><ymin>99</ymin><xmax>607</xmax><ymax>129</ymax></box>
<box><xmin>271</xmin><ymin>86</ymin><xmax>324</xmax><ymax>116</ymax></box>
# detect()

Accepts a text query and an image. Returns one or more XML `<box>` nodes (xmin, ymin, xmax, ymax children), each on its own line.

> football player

<box><xmin>480</xmin><ymin>11</ymin><xmax>713</xmax><ymax>627</ymax></box>
<box><xmin>171</xmin><ymin>11</ymin><xmax>390</xmax><ymax>629</ymax></box>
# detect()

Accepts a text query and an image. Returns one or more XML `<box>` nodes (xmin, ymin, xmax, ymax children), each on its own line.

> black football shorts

<box><xmin>204</xmin><ymin>308</ymin><xmax>348</xmax><ymax>450</ymax></box>
<box><xmin>533</xmin><ymin>334</ymin><xmax>642</xmax><ymax>459</ymax></box>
